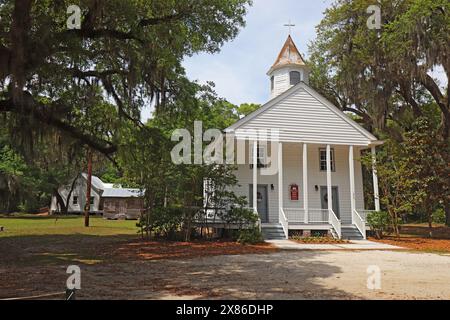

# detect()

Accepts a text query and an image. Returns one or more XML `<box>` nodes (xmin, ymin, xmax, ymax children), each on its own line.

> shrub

<box><xmin>432</xmin><ymin>208</ymin><xmax>446</xmax><ymax>224</ymax></box>
<box><xmin>366</xmin><ymin>211</ymin><xmax>390</xmax><ymax>239</ymax></box>
<box><xmin>137</xmin><ymin>207</ymin><xmax>184</xmax><ymax>240</ymax></box>
<box><xmin>237</xmin><ymin>227</ymin><xmax>263</xmax><ymax>244</ymax></box>
<box><xmin>225</xmin><ymin>206</ymin><xmax>259</xmax><ymax>226</ymax></box>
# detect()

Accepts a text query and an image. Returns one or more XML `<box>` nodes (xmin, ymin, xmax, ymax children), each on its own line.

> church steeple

<box><xmin>267</xmin><ymin>35</ymin><xmax>310</xmax><ymax>99</ymax></box>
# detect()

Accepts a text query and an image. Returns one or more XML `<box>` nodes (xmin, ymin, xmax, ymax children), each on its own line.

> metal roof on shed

<box><xmin>102</xmin><ymin>188</ymin><xmax>144</xmax><ymax>198</ymax></box>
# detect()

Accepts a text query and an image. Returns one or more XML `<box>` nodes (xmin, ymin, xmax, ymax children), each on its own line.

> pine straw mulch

<box><xmin>369</xmin><ymin>224</ymin><xmax>450</xmax><ymax>253</ymax></box>
<box><xmin>115</xmin><ymin>240</ymin><xmax>278</xmax><ymax>261</ymax></box>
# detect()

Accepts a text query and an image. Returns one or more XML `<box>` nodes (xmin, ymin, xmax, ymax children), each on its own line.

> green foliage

<box><xmin>400</xmin><ymin>118</ymin><xmax>449</xmax><ymax>228</ymax></box>
<box><xmin>310</xmin><ymin>0</ymin><xmax>450</xmax><ymax>138</ymax></box>
<box><xmin>236</xmin><ymin>103</ymin><xmax>260</xmax><ymax>117</ymax></box>
<box><xmin>366</xmin><ymin>211</ymin><xmax>391</xmax><ymax>239</ymax></box>
<box><xmin>360</xmin><ymin>117</ymin><xmax>449</xmax><ymax>234</ymax></box>
<box><xmin>433</xmin><ymin>208</ymin><xmax>446</xmax><ymax>225</ymax></box>
<box><xmin>137</xmin><ymin>207</ymin><xmax>184</xmax><ymax>240</ymax></box>
<box><xmin>0</xmin><ymin>0</ymin><xmax>252</xmax><ymax>215</ymax></box>
<box><xmin>237</xmin><ymin>227</ymin><xmax>263</xmax><ymax>244</ymax></box>
<box><xmin>223</xmin><ymin>206</ymin><xmax>258</xmax><ymax>227</ymax></box>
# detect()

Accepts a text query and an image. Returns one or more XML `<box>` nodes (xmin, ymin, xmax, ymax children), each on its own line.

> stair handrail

<box><xmin>279</xmin><ymin>207</ymin><xmax>289</xmax><ymax>239</ymax></box>
<box><xmin>328</xmin><ymin>208</ymin><xmax>341</xmax><ymax>239</ymax></box>
<box><xmin>253</xmin><ymin>207</ymin><xmax>262</xmax><ymax>232</ymax></box>
<box><xmin>352</xmin><ymin>209</ymin><xmax>366</xmax><ymax>239</ymax></box>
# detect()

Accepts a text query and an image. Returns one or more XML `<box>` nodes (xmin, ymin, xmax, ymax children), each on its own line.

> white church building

<box><xmin>225</xmin><ymin>36</ymin><xmax>382</xmax><ymax>240</ymax></box>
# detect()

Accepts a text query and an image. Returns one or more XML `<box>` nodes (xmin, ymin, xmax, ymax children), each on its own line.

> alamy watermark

<box><xmin>170</xmin><ymin>121</ymin><xmax>281</xmax><ymax>175</ymax></box>
<box><xmin>66</xmin><ymin>265</ymin><xmax>81</xmax><ymax>290</ymax></box>
<box><xmin>67</xmin><ymin>5</ymin><xmax>81</xmax><ymax>30</ymax></box>
<box><xmin>367</xmin><ymin>265</ymin><xmax>381</xmax><ymax>290</ymax></box>
<box><xmin>367</xmin><ymin>4</ymin><xmax>381</xmax><ymax>30</ymax></box>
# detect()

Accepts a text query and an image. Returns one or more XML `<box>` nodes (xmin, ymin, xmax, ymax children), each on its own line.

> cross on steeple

<box><xmin>283</xmin><ymin>19</ymin><xmax>295</xmax><ymax>35</ymax></box>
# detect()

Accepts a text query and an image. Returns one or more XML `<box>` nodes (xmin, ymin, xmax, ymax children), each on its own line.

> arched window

<box><xmin>270</xmin><ymin>76</ymin><xmax>274</xmax><ymax>91</ymax></box>
<box><xmin>290</xmin><ymin>71</ymin><xmax>301</xmax><ymax>86</ymax></box>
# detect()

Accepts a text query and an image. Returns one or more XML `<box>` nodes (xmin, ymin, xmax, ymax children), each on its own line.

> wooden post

<box><xmin>278</xmin><ymin>142</ymin><xmax>283</xmax><ymax>217</ymax></box>
<box><xmin>326</xmin><ymin>145</ymin><xmax>333</xmax><ymax>215</ymax></box>
<box><xmin>349</xmin><ymin>145</ymin><xmax>356</xmax><ymax>221</ymax></box>
<box><xmin>303</xmin><ymin>143</ymin><xmax>308</xmax><ymax>223</ymax></box>
<box><xmin>84</xmin><ymin>149</ymin><xmax>92</xmax><ymax>227</ymax></box>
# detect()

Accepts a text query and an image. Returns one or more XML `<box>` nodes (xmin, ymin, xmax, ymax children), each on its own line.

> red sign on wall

<box><xmin>290</xmin><ymin>184</ymin><xmax>299</xmax><ymax>201</ymax></box>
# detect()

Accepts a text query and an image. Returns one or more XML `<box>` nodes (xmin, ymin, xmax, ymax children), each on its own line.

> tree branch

<box><xmin>0</xmin><ymin>97</ymin><xmax>117</xmax><ymax>156</ymax></box>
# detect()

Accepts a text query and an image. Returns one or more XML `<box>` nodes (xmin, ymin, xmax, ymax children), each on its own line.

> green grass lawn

<box><xmin>0</xmin><ymin>214</ymin><xmax>137</xmax><ymax>238</ymax></box>
<box><xmin>0</xmin><ymin>214</ymin><xmax>140</xmax><ymax>267</ymax></box>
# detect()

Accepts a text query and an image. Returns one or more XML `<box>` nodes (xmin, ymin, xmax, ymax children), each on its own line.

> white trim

<box><xmin>349</xmin><ymin>145</ymin><xmax>356</xmax><ymax>217</ymax></box>
<box><xmin>278</xmin><ymin>142</ymin><xmax>283</xmax><ymax>216</ymax></box>
<box><xmin>225</xmin><ymin>82</ymin><xmax>380</xmax><ymax>143</ymax></box>
<box><xmin>252</xmin><ymin>141</ymin><xmax>257</xmax><ymax>211</ymax></box>
<box><xmin>303</xmin><ymin>143</ymin><xmax>308</xmax><ymax>224</ymax></box>
<box><xmin>233</xmin><ymin>135</ymin><xmax>372</xmax><ymax>146</ymax></box>
<box><xmin>326</xmin><ymin>145</ymin><xmax>333</xmax><ymax>211</ymax></box>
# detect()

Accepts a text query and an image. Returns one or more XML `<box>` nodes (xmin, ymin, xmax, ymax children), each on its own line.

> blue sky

<box><xmin>183</xmin><ymin>0</ymin><xmax>334</xmax><ymax>105</ymax></box>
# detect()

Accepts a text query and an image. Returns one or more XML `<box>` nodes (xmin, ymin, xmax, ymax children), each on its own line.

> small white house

<box><xmin>50</xmin><ymin>174</ymin><xmax>143</xmax><ymax>219</ymax></box>
<box><xmin>50</xmin><ymin>173</ymin><xmax>105</xmax><ymax>214</ymax></box>
<box><xmin>225</xmin><ymin>36</ymin><xmax>382</xmax><ymax>240</ymax></box>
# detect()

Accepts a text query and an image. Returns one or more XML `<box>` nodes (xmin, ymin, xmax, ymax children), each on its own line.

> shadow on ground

<box><xmin>0</xmin><ymin>233</ymin><xmax>354</xmax><ymax>299</ymax></box>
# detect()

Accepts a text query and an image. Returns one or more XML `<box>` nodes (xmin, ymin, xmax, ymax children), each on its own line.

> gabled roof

<box><xmin>81</xmin><ymin>173</ymin><xmax>105</xmax><ymax>190</ymax></box>
<box><xmin>225</xmin><ymin>82</ymin><xmax>381</xmax><ymax>146</ymax></box>
<box><xmin>267</xmin><ymin>35</ymin><xmax>307</xmax><ymax>74</ymax></box>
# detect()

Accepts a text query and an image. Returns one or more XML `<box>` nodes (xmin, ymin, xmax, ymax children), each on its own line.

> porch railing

<box><xmin>328</xmin><ymin>208</ymin><xmax>341</xmax><ymax>239</ymax></box>
<box><xmin>282</xmin><ymin>208</ymin><xmax>329</xmax><ymax>224</ymax></box>
<box><xmin>279</xmin><ymin>208</ymin><xmax>289</xmax><ymax>239</ymax></box>
<box><xmin>353</xmin><ymin>209</ymin><xmax>366</xmax><ymax>239</ymax></box>
<box><xmin>254</xmin><ymin>207</ymin><xmax>262</xmax><ymax>232</ymax></box>
<box><xmin>356</xmin><ymin>209</ymin><xmax>375</xmax><ymax>222</ymax></box>
<box><xmin>284</xmin><ymin>208</ymin><xmax>304</xmax><ymax>222</ymax></box>
<box><xmin>309</xmin><ymin>209</ymin><xmax>329</xmax><ymax>223</ymax></box>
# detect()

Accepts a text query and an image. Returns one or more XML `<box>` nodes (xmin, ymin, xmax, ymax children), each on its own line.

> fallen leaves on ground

<box><xmin>370</xmin><ymin>224</ymin><xmax>450</xmax><ymax>253</ymax></box>
<box><xmin>115</xmin><ymin>240</ymin><xmax>278</xmax><ymax>261</ymax></box>
<box><xmin>370</xmin><ymin>236</ymin><xmax>450</xmax><ymax>253</ymax></box>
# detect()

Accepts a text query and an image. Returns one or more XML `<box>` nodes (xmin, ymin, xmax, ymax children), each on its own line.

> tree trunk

<box><xmin>84</xmin><ymin>149</ymin><xmax>93</xmax><ymax>227</ymax></box>
<box><xmin>54</xmin><ymin>189</ymin><xmax>67</xmax><ymax>214</ymax></box>
<box><xmin>427</xmin><ymin>208</ymin><xmax>433</xmax><ymax>238</ymax></box>
<box><xmin>184</xmin><ymin>209</ymin><xmax>192</xmax><ymax>242</ymax></box>
<box><xmin>64</xmin><ymin>175</ymin><xmax>79</xmax><ymax>215</ymax></box>
<box><xmin>445</xmin><ymin>202</ymin><xmax>450</xmax><ymax>227</ymax></box>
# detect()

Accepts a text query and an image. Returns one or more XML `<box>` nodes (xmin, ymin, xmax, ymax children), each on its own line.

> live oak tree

<box><xmin>310</xmin><ymin>0</ymin><xmax>449</xmax><ymax>137</ymax></box>
<box><xmin>0</xmin><ymin>0</ymin><xmax>251</xmax><ymax>157</ymax></box>
<box><xmin>0</xmin><ymin>0</ymin><xmax>251</xmax><ymax>215</ymax></box>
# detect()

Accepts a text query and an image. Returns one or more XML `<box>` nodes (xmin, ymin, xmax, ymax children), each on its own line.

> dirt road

<box><xmin>3</xmin><ymin>249</ymin><xmax>450</xmax><ymax>299</ymax></box>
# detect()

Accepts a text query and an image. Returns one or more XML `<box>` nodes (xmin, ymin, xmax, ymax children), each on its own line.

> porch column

<box><xmin>326</xmin><ymin>145</ymin><xmax>333</xmax><ymax>214</ymax></box>
<box><xmin>349</xmin><ymin>145</ymin><xmax>356</xmax><ymax>221</ymax></box>
<box><xmin>278</xmin><ymin>142</ymin><xmax>283</xmax><ymax>215</ymax></box>
<box><xmin>303</xmin><ymin>143</ymin><xmax>308</xmax><ymax>223</ymax></box>
<box><xmin>371</xmin><ymin>146</ymin><xmax>380</xmax><ymax>211</ymax></box>
<box><xmin>252</xmin><ymin>140</ymin><xmax>258</xmax><ymax>212</ymax></box>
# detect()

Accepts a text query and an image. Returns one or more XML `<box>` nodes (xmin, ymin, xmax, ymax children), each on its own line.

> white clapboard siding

<box><xmin>231</xmin><ymin>142</ymin><xmax>365</xmax><ymax>224</ymax></box>
<box><xmin>227</xmin><ymin>83</ymin><xmax>377</xmax><ymax>146</ymax></box>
